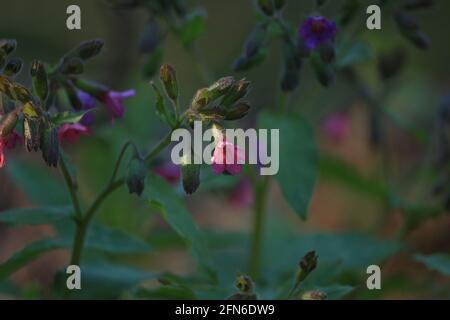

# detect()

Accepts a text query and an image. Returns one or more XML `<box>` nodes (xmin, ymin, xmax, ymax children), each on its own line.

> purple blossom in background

<box><xmin>77</xmin><ymin>90</ymin><xmax>96</xmax><ymax>126</ymax></box>
<box><xmin>100</xmin><ymin>89</ymin><xmax>136</xmax><ymax>121</ymax></box>
<box><xmin>299</xmin><ymin>16</ymin><xmax>337</xmax><ymax>49</ymax></box>
<box><xmin>321</xmin><ymin>112</ymin><xmax>349</xmax><ymax>143</ymax></box>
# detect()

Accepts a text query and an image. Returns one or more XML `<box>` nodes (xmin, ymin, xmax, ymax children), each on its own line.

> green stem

<box><xmin>249</xmin><ymin>176</ymin><xmax>270</xmax><ymax>279</ymax></box>
<box><xmin>59</xmin><ymin>155</ymin><xmax>82</xmax><ymax>220</ymax></box>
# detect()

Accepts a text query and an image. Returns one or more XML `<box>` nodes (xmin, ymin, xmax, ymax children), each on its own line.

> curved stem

<box><xmin>249</xmin><ymin>176</ymin><xmax>270</xmax><ymax>280</ymax></box>
<box><xmin>59</xmin><ymin>155</ymin><xmax>82</xmax><ymax>220</ymax></box>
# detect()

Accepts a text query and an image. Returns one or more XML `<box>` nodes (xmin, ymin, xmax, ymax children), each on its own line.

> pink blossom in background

<box><xmin>229</xmin><ymin>179</ymin><xmax>254</xmax><ymax>208</ymax></box>
<box><xmin>2</xmin><ymin>130</ymin><xmax>23</xmax><ymax>149</ymax></box>
<box><xmin>58</xmin><ymin>123</ymin><xmax>90</xmax><ymax>144</ymax></box>
<box><xmin>321</xmin><ymin>112</ymin><xmax>350</xmax><ymax>143</ymax></box>
<box><xmin>211</xmin><ymin>139</ymin><xmax>245</xmax><ymax>175</ymax></box>
<box><xmin>0</xmin><ymin>140</ymin><xmax>5</xmax><ymax>168</ymax></box>
<box><xmin>153</xmin><ymin>162</ymin><xmax>181</xmax><ymax>185</ymax></box>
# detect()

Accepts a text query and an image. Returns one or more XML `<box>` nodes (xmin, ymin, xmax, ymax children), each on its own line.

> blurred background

<box><xmin>0</xmin><ymin>0</ymin><xmax>449</xmax><ymax>299</ymax></box>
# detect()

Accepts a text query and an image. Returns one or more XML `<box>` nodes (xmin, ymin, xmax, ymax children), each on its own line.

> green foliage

<box><xmin>415</xmin><ymin>254</ymin><xmax>450</xmax><ymax>276</ymax></box>
<box><xmin>259</xmin><ymin>112</ymin><xmax>319</xmax><ymax>220</ymax></box>
<box><xmin>176</xmin><ymin>9</ymin><xmax>206</xmax><ymax>49</ymax></box>
<box><xmin>145</xmin><ymin>174</ymin><xmax>217</xmax><ymax>282</ymax></box>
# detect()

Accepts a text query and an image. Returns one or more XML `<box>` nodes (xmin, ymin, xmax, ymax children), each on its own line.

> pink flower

<box><xmin>322</xmin><ymin>112</ymin><xmax>349</xmax><ymax>143</ymax></box>
<box><xmin>2</xmin><ymin>130</ymin><xmax>23</xmax><ymax>149</ymax></box>
<box><xmin>100</xmin><ymin>89</ymin><xmax>135</xmax><ymax>121</ymax></box>
<box><xmin>153</xmin><ymin>162</ymin><xmax>181</xmax><ymax>185</ymax></box>
<box><xmin>0</xmin><ymin>140</ymin><xmax>5</xmax><ymax>168</ymax></box>
<box><xmin>211</xmin><ymin>139</ymin><xmax>245</xmax><ymax>175</ymax></box>
<box><xmin>58</xmin><ymin>123</ymin><xmax>90</xmax><ymax>144</ymax></box>
<box><xmin>229</xmin><ymin>179</ymin><xmax>254</xmax><ymax>208</ymax></box>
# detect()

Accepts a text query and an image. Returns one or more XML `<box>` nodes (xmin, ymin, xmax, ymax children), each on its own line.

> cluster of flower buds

<box><xmin>233</xmin><ymin>0</ymin><xmax>338</xmax><ymax>90</ymax></box>
<box><xmin>287</xmin><ymin>250</ymin><xmax>319</xmax><ymax>299</ymax></box>
<box><xmin>0</xmin><ymin>38</ymin><xmax>135</xmax><ymax>170</ymax></box>
<box><xmin>149</xmin><ymin>64</ymin><xmax>251</xmax><ymax>195</ymax></box>
<box><xmin>228</xmin><ymin>274</ymin><xmax>257</xmax><ymax>300</ymax></box>
<box><xmin>107</xmin><ymin>0</ymin><xmax>206</xmax><ymax>78</ymax></box>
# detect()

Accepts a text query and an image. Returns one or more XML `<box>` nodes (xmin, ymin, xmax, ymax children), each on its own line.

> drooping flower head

<box><xmin>153</xmin><ymin>162</ymin><xmax>181</xmax><ymax>185</ymax></box>
<box><xmin>299</xmin><ymin>16</ymin><xmax>337</xmax><ymax>49</ymax></box>
<box><xmin>77</xmin><ymin>90</ymin><xmax>96</xmax><ymax>126</ymax></box>
<box><xmin>58</xmin><ymin>123</ymin><xmax>90</xmax><ymax>144</ymax></box>
<box><xmin>100</xmin><ymin>89</ymin><xmax>136</xmax><ymax>121</ymax></box>
<box><xmin>321</xmin><ymin>112</ymin><xmax>349</xmax><ymax>143</ymax></box>
<box><xmin>211</xmin><ymin>139</ymin><xmax>245</xmax><ymax>175</ymax></box>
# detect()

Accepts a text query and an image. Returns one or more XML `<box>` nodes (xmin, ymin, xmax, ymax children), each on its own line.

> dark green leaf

<box><xmin>259</xmin><ymin>112</ymin><xmax>319</xmax><ymax>220</ymax></box>
<box><xmin>143</xmin><ymin>46</ymin><xmax>163</xmax><ymax>78</ymax></box>
<box><xmin>145</xmin><ymin>174</ymin><xmax>217</xmax><ymax>282</ymax></box>
<box><xmin>177</xmin><ymin>9</ymin><xmax>206</xmax><ymax>48</ymax></box>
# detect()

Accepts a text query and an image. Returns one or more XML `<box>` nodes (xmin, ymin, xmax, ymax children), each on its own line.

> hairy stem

<box><xmin>59</xmin><ymin>155</ymin><xmax>82</xmax><ymax>220</ymax></box>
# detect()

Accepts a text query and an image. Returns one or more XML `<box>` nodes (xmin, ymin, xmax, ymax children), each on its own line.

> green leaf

<box><xmin>6</xmin><ymin>160</ymin><xmax>70</xmax><ymax>206</ymax></box>
<box><xmin>177</xmin><ymin>9</ymin><xmax>206</xmax><ymax>48</ymax></box>
<box><xmin>259</xmin><ymin>112</ymin><xmax>319</xmax><ymax>220</ymax></box>
<box><xmin>145</xmin><ymin>174</ymin><xmax>217</xmax><ymax>282</ymax></box>
<box><xmin>51</xmin><ymin>110</ymin><xmax>90</xmax><ymax>126</ymax></box>
<box><xmin>53</xmin><ymin>261</ymin><xmax>154</xmax><ymax>299</ymax></box>
<box><xmin>84</xmin><ymin>223</ymin><xmax>151</xmax><ymax>254</ymax></box>
<box><xmin>30</xmin><ymin>60</ymin><xmax>49</xmax><ymax>103</ymax></box>
<box><xmin>0</xmin><ymin>238</ymin><xmax>66</xmax><ymax>281</ymax></box>
<box><xmin>0</xmin><ymin>206</ymin><xmax>72</xmax><ymax>226</ymax></box>
<box><xmin>150</xmin><ymin>82</ymin><xmax>176</xmax><ymax>127</ymax></box>
<box><xmin>415</xmin><ymin>254</ymin><xmax>450</xmax><ymax>276</ymax></box>
<box><xmin>336</xmin><ymin>41</ymin><xmax>374</xmax><ymax>68</ymax></box>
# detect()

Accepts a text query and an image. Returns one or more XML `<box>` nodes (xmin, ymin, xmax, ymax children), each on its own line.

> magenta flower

<box><xmin>211</xmin><ymin>139</ymin><xmax>245</xmax><ymax>175</ymax></box>
<box><xmin>322</xmin><ymin>112</ymin><xmax>349</xmax><ymax>143</ymax></box>
<box><xmin>58</xmin><ymin>123</ymin><xmax>90</xmax><ymax>144</ymax></box>
<box><xmin>153</xmin><ymin>162</ymin><xmax>181</xmax><ymax>185</ymax></box>
<box><xmin>229</xmin><ymin>179</ymin><xmax>254</xmax><ymax>208</ymax></box>
<box><xmin>2</xmin><ymin>130</ymin><xmax>23</xmax><ymax>149</ymax></box>
<box><xmin>100</xmin><ymin>89</ymin><xmax>135</xmax><ymax>121</ymax></box>
<box><xmin>0</xmin><ymin>140</ymin><xmax>5</xmax><ymax>169</ymax></box>
<box><xmin>77</xmin><ymin>90</ymin><xmax>96</xmax><ymax>126</ymax></box>
<box><xmin>299</xmin><ymin>16</ymin><xmax>337</xmax><ymax>49</ymax></box>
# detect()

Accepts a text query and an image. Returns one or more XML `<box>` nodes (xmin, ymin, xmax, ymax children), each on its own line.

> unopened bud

<box><xmin>221</xmin><ymin>79</ymin><xmax>250</xmax><ymax>107</ymax></box>
<box><xmin>59</xmin><ymin>57</ymin><xmax>84</xmax><ymax>75</ymax></box>
<box><xmin>181</xmin><ymin>154</ymin><xmax>200</xmax><ymax>194</ymax></box>
<box><xmin>0</xmin><ymin>110</ymin><xmax>18</xmax><ymax>137</ymax></box>
<box><xmin>191</xmin><ymin>88</ymin><xmax>210</xmax><ymax>110</ymax></box>
<box><xmin>68</xmin><ymin>39</ymin><xmax>104</xmax><ymax>61</ymax></box>
<box><xmin>207</xmin><ymin>76</ymin><xmax>235</xmax><ymax>100</ymax></box>
<box><xmin>40</xmin><ymin>125</ymin><xmax>59</xmax><ymax>167</ymax></box>
<box><xmin>3</xmin><ymin>58</ymin><xmax>23</xmax><ymax>77</ymax></box>
<box><xmin>0</xmin><ymin>39</ymin><xmax>17</xmax><ymax>55</ymax></box>
<box><xmin>126</xmin><ymin>154</ymin><xmax>147</xmax><ymax>196</ymax></box>
<box><xmin>297</xmin><ymin>251</ymin><xmax>318</xmax><ymax>282</ymax></box>
<box><xmin>225</xmin><ymin>102</ymin><xmax>250</xmax><ymax>120</ymax></box>
<box><xmin>159</xmin><ymin>64</ymin><xmax>178</xmax><ymax>101</ymax></box>
<box><xmin>235</xmin><ymin>275</ymin><xmax>254</xmax><ymax>293</ymax></box>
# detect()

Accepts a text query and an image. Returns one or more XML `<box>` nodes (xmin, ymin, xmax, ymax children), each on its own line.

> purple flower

<box><xmin>211</xmin><ymin>139</ymin><xmax>245</xmax><ymax>175</ymax></box>
<box><xmin>77</xmin><ymin>90</ymin><xmax>96</xmax><ymax>126</ymax></box>
<box><xmin>299</xmin><ymin>16</ymin><xmax>337</xmax><ymax>49</ymax></box>
<box><xmin>321</xmin><ymin>112</ymin><xmax>349</xmax><ymax>143</ymax></box>
<box><xmin>100</xmin><ymin>89</ymin><xmax>136</xmax><ymax>121</ymax></box>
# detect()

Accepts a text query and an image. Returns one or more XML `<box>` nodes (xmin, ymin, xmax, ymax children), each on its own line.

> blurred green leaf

<box><xmin>143</xmin><ymin>46</ymin><xmax>163</xmax><ymax>78</ymax></box>
<box><xmin>177</xmin><ymin>9</ymin><xmax>206</xmax><ymax>48</ymax></box>
<box><xmin>259</xmin><ymin>112</ymin><xmax>319</xmax><ymax>220</ymax></box>
<box><xmin>0</xmin><ymin>238</ymin><xmax>65</xmax><ymax>281</ymax></box>
<box><xmin>145</xmin><ymin>174</ymin><xmax>217</xmax><ymax>282</ymax></box>
<box><xmin>336</xmin><ymin>41</ymin><xmax>374</xmax><ymax>68</ymax></box>
<box><xmin>132</xmin><ymin>285</ymin><xmax>197</xmax><ymax>299</ymax></box>
<box><xmin>0</xmin><ymin>206</ymin><xmax>72</xmax><ymax>226</ymax></box>
<box><xmin>415</xmin><ymin>254</ymin><xmax>450</xmax><ymax>276</ymax></box>
<box><xmin>6</xmin><ymin>160</ymin><xmax>70</xmax><ymax>206</ymax></box>
<box><xmin>51</xmin><ymin>110</ymin><xmax>90</xmax><ymax>126</ymax></box>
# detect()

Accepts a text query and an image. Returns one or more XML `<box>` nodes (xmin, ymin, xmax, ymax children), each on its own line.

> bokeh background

<box><xmin>0</xmin><ymin>0</ymin><xmax>449</xmax><ymax>299</ymax></box>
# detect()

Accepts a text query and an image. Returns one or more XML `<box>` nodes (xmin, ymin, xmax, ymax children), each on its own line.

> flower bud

<box><xmin>225</xmin><ymin>102</ymin><xmax>250</xmax><ymax>120</ymax></box>
<box><xmin>0</xmin><ymin>110</ymin><xmax>18</xmax><ymax>137</ymax></box>
<box><xmin>311</xmin><ymin>54</ymin><xmax>335</xmax><ymax>87</ymax></box>
<box><xmin>235</xmin><ymin>275</ymin><xmax>254</xmax><ymax>293</ymax></box>
<box><xmin>0</xmin><ymin>39</ymin><xmax>17</xmax><ymax>55</ymax></box>
<box><xmin>220</xmin><ymin>79</ymin><xmax>250</xmax><ymax>107</ymax></box>
<box><xmin>394</xmin><ymin>10</ymin><xmax>431</xmax><ymax>49</ymax></box>
<box><xmin>30</xmin><ymin>60</ymin><xmax>49</xmax><ymax>103</ymax></box>
<box><xmin>40</xmin><ymin>124</ymin><xmax>59</xmax><ymax>167</ymax></box>
<box><xmin>302</xmin><ymin>290</ymin><xmax>327</xmax><ymax>300</ymax></box>
<box><xmin>296</xmin><ymin>251</ymin><xmax>318</xmax><ymax>283</ymax></box>
<box><xmin>24</xmin><ymin>118</ymin><xmax>41</xmax><ymax>152</ymax></box>
<box><xmin>191</xmin><ymin>88</ymin><xmax>210</xmax><ymax>110</ymax></box>
<box><xmin>3</xmin><ymin>58</ymin><xmax>23</xmax><ymax>77</ymax></box>
<box><xmin>181</xmin><ymin>153</ymin><xmax>200</xmax><ymax>194</ymax></box>
<box><xmin>159</xmin><ymin>64</ymin><xmax>178</xmax><ymax>101</ymax></box>
<box><xmin>126</xmin><ymin>154</ymin><xmax>147</xmax><ymax>196</ymax></box>
<box><xmin>68</xmin><ymin>39</ymin><xmax>104</xmax><ymax>61</ymax></box>
<box><xmin>207</xmin><ymin>76</ymin><xmax>235</xmax><ymax>101</ymax></box>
